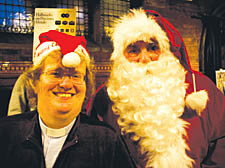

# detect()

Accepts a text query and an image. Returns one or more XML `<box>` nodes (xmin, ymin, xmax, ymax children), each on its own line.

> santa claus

<box><xmin>88</xmin><ymin>9</ymin><xmax>225</xmax><ymax>168</ymax></box>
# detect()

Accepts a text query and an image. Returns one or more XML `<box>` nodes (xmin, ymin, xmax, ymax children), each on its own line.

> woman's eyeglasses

<box><xmin>42</xmin><ymin>70</ymin><xmax>85</xmax><ymax>84</ymax></box>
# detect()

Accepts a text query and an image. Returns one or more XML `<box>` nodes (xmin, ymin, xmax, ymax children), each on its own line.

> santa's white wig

<box><xmin>111</xmin><ymin>9</ymin><xmax>171</xmax><ymax>63</ymax></box>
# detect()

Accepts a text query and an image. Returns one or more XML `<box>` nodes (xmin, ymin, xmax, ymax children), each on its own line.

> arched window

<box><xmin>100</xmin><ymin>0</ymin><xmax>130</xmax><ymax>40</ymax></box>
<box><xmin>0</xmin><ymin>0</ymin><xmax>34</xmax><ymax>33</ymax></box>
<box><xmin>0</xmin><ymin>0</ymin><xmax>87</xmax><ymax>35</ymax></box>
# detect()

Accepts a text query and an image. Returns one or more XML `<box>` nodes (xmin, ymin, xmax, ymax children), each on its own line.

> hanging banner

<box><xmin>33</xmin><ymin>8</ymin><xmax>76</xmax><ymax>59</ymax></box>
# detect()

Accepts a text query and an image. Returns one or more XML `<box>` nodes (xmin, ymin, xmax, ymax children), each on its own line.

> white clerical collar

<box><xmin>39</xmin><ymin>117</ymin><xmax>76</xmax><ymax>138</ymax></box>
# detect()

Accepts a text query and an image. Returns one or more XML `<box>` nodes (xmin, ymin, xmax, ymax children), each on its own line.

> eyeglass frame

<box><xmin>41</xmin><ymin>70</ymin><xmax>86</xmax><ymax>85</ymax></box>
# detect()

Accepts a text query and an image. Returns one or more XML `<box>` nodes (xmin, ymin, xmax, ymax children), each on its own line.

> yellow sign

<box><xmin>33</xmin><ymin>8</ymin><xmax>76</xmax><ymax>59</ymax></box>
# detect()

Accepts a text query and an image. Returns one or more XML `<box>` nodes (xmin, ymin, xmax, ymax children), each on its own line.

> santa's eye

<box><xmin>147</xmin><ymin>43</ymin><xmax>159</xmax><ymax>51</ymax></box>
<box><xmin>126</xmin><ymin>45</ymin><xmax>140</xmax><ymax>55</ymax></box>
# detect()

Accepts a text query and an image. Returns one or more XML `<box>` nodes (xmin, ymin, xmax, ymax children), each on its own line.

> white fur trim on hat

<box><xmin>34</xmin><ymin>41</ymin><xmax>60</xmax><ymax>66</ymax></box>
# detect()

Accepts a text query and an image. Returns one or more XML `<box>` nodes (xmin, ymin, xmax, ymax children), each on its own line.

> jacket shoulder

<box><xmin>79</xmin><ymin>113</ymin><xmax>116</xmax><ymax>132</ymax></box>
<box><xmin>0</xmin><ymin>111</ymin><xmax>36</xmax><ymax>129</ymax></box>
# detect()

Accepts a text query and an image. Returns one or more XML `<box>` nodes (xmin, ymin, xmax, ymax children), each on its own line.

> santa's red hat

<box><xmin>33</xmin><ymin>30</ymin><xmax>90</xmax><ymax>68</ymax></box>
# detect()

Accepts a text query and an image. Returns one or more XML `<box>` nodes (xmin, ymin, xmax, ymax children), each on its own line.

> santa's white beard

<box><xmin>107</xmin><ymin>53</ymin><xmax>194</xmax><ymax>168</ymax></box>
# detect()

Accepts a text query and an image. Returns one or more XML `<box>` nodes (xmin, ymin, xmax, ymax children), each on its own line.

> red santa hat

<box><xmin>111</xmin><ymin>9</ymin><xmax>208</xmax><ymax>115</ymax></box>
<box><xmin>33</xmin><ymin>30</ymin><xmax>90</xmax><ymax>68</ymax></box>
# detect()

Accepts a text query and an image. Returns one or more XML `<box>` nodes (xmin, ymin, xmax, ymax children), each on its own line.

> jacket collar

<box><xmin>61</xmin><ymin>114</ymin><xmax>80</xmax><ymax>151</ymax></box>
<box><xmin>24</xmin><ymin>110</ymin><xmax>81</xmax><ymax>151</ymax></box>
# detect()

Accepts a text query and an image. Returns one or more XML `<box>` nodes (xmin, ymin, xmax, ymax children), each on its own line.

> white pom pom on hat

<box><xmin>33</xmin><ymin>30</ymin><xmax>90</xmax><ymax>68</ymax></box>
<box><xmin>62</xmin><ymin>52</ymin><xmax>81</xmax><ymax>67</ymax></box>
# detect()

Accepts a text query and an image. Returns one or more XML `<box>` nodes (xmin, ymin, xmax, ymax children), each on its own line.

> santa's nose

<box><xmin>139</xmin><ymin>50</ymin><xmax>152</xmax><ymax>63</ymax></box>
<box><xmin>139</xmin><ymin>49</ymin><xmax>159</xmax><ymax>63</ymax></box>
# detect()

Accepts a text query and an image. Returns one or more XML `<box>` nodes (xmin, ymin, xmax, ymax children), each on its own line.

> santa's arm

<box><xmin>195</xmin><ymin>72</ymin><xmax>225</xmax><ymax>140</ymax></box>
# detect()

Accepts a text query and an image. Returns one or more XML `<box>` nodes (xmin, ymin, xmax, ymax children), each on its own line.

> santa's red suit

<box><xmin>88</xmin><ymin>9</ymin><xmax>225</xmax><ymax>168</ymax></box>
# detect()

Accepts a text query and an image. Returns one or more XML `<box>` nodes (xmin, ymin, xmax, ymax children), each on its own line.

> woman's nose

<box><xmin>59</xmin><ymin>76</ymin><xmax>73</xmax><ymax>89</ymax></box>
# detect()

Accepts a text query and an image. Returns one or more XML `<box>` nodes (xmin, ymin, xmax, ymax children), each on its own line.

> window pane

<box><xmin>0</xmin><ymin>5</ymin><xmax>6</xmax><ymax>24</ymax></box>
<box><xmin>6</xmin><ymin>18</ymin><xmax>12</xmax><ymax>25</ymax></box>
<box><xmin>0</xmin><ymin>0</ymin><xmax>34</xmax><ymax>34</ymax></box>
<box><xmin>0</xmin><ymin>18</ymin><xmax>5</xmax><ymax>25</ymax></box>
<box><xmin>14</xmin><ymin>0</ymin><xmax>20</xmax><ymax>5</ymax></box>
<box><xmin>19</xmin><ymin>0</ymin><xmax>25</xmax><ymax>5</ymax></box>
<box><xmin>6</xmin><ymin>5</ymin><xmax>12</xmax><ymax>12</ymax></box>
<box><xmin>0</xmin><ymin>0</ymin><xmax>86</xmax><ymax>35</ymax></box>
<box><xmin>6</xmin><ymin>12</ymin><xmax>13</xmax><ymax>19</ymax></box>
<box><xmin>6</xmin><ymin>0</ymin><xmax>13</xmax><ymax>4</ymax></box>
<box><xmin>101</xmin><ymin>0</ymin><xmax>130</xmax><ymax>39</ymax></box>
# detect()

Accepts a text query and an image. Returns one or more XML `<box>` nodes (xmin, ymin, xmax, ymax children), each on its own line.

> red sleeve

<box><xmin>193</xmin><ymin>71</ymin><xmax>225</xmax><ymax>140</ymax></box>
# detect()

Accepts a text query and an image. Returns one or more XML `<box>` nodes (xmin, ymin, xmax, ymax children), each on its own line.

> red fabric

<box><xmin>38</xmin><ymin>30</ymin><xmax>88</xmax><ymax>55</ymax></box>
<box><xmin>145</xmin><ymin>10</ymin><xmax>192</xmax><ymax>72</ymax></box>
<box><xmin>87</xmin><ymin>10</ymin><xmax>225</xmax><ymax>167</ymax></box>
<box><xmin>184</xmin><ymin>71</ymin><xmax>225</xmax><ymax>167</ymax></box>
<box><xmin>86</xmin><ymin>83</ymin><xmax>106</xmax><ymax>116</ymax></box>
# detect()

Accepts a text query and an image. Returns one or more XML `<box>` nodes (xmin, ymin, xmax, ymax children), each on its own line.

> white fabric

<box><xmin>39</xmin><ymin>117</ymin><xmax>76</xmax><ymax>168</ymax></box>
<box><xmin>62</xmin><ymin>52</ymin><xmax>81</xmax><ymax>67</ymax></box>
<box><xmin>33</xmin><ymin>41</ymin><xmax>60</xmax><ymax>66</ymax></box>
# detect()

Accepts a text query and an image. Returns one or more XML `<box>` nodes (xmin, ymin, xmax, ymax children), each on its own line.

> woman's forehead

<box><xmin>44</xmin><ymin>56</ymin><xmax>86</xmax><ymax>74</ymax></box>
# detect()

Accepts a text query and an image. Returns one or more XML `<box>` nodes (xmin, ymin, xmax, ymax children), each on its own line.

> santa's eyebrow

<box><xmin>127</xmin><ymin>43</ymin><xmax>138</xmax><ymax>48</ymax></box>
<box><xmin>149</xmin><ymin>37</ymin><xmax>159</xmax><ymax>44</ymax></box>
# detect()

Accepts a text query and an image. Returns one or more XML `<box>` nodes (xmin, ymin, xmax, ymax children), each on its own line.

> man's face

<box><xmin>124</xmin><ymin>40</ymin><xmax>161</xmax><ymax>64</ymax></box>
<box><xmin>35</xmin><ymin>51</ymin><xmax>86</xmax><ymax>127</ymax></box>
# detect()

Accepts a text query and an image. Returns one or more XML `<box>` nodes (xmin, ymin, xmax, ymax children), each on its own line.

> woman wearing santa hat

<box><xmin>88</xmin><ymin>9</ymin><xmax>225</xmax><ymax>168</ymax></box>
<box><xmin>0</xmin><ymin>30</ymin><xmax>135</xmax><ymax>168</ymax></box>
